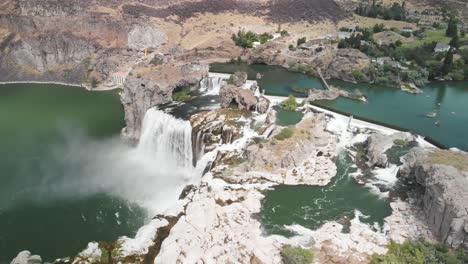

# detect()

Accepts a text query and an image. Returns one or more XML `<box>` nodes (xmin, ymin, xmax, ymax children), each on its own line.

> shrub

<box><xmin>288</xmin><ymin>63</ymin><xmax>318</xmax><ymax>77</ymax></box>
<box><xmin>371</xmin><ymin>240</ymin><xmax>468</xmax><ymax>264</ymax></box>
<box><xmin>259</xmin><ymin>32</ymin><xmax>274</xmax><ymax>44</ymax></box>
<box><xmin>288</xmin><ymin>44</ymin><xmax>296</xmax><ymax>51</ymax></box>
<box><xmin>172</xmin><ymin>87</ymin><xmax>192</xmax><ymax>101</ymax></box>
<box><xmin>352</xmin><ymin>70</ymin><xmax>362</xmax><ymax>81</ymax></box>
<box><xmin>283</xmin><ymin>95</ymin><xmax>297</xmax><ymax>110</ymax></box>
<box><xmin>297</xmin><ymin>37</ymin><xmax>306</xmax><ymax>47</ymax></box>
<box><xmin>280</xmin><ymin>246</ymin><xmax>314</xmax><ymax>264</ymax></box>
<box><xmin>232</xmin><ymin>30</ymin><xmax>258</xmax><ymax>48</ymax></box>
<box><xmin>150</xmin><ymin>56</ymin><xmax>164</xmax><ymax>66</ymax></box>
<box><xmin>280</xmin><ymin>30</ymin><xmax>289</xmax><ymax>37</ymax></box>
<box><xmin>275</xmin><ymin>128</ymin><xmax>294</xmax><ymax>141</ymax></box>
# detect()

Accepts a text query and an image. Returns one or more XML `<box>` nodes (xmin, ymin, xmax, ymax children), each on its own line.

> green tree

<box><xmin>449</xmin><ymin>35</ymin><xmax>460</xmax><ymax>49</ymax></box>
<box><xmin>446</xmin><ymin>17</ymin><xmax>458</xmax><ymax>37</ymax></box>
<box><xmin>283</xmin><ymin>95</ymin><xmax>298</xmax><ymax>110</ymax></box>
<box><xmin>297</xmin><ymin>37</ymin><xmax>306</xmax><ymax>47</ymax></box>
<box><xmin>441</xmin><ymin>49</ymin><xmax>454</xmax><ymax>75</ymax></box>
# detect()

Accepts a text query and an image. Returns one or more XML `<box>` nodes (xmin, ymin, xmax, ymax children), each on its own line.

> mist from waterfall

<box><xmin>1</xmin><ymin>108</ymin><xmax>200</xmax><ymax>215</ymax></box>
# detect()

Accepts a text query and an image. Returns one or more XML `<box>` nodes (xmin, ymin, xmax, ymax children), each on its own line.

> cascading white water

<box><xmin>138</xmin><ymin>108</ymin><xmax>194</xmax><ymax>174</ymax></box>
<box><xmin>200</xmin><ymin>76</ymin><xmax>225</xmax><ymax>95</ymax></box>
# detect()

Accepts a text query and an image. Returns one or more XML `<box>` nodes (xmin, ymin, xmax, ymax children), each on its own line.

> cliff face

<box><xmin>398</xmin><ymin>148</ymin><xmax>468</xmax><ymax>248</ymax></box>
<box><xmin>121</xmin><ymin>63</ymin><xmax>209</xmax><ymax>142</ymax></box>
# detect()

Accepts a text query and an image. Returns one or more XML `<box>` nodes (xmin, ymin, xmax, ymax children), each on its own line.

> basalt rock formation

<box><xmin>219</xmin><ymin>84</ymin><xmax>257</xmax><ymax>111</ymax></box>
<box><xmin>398</xmin><ymin>147</ymin><xmax>468</xmax><ymax>248</ymax></box>
<box><xmin>121</xmin><ymin>63</ymin><xmax>209</xmax><ymax>142</ymax></box>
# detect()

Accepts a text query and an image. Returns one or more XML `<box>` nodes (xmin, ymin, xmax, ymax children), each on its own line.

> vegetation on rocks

<box><xmin>172</xmin><ymin>87</ymin><xmax>192</xmax><ymax>101</ymax></box>
<box><xmin>280</xmin><ymin>246</ymin><xmax>314</xmax><ymax>264</ymax></box>
<box><xmin>275</xmin><ymin>127</ymin><xmax>294</xmax><ymax>141</ymax></box>
<box><xmin>370</xmin><ymin>240</ymin><xmax>468</xmax><ymax>264</ymax></box>
<box><xmin>288</xmin><ymin>63</ymin><xmax>318</xmax><ymax>77</ymax></box>
<box><xmin>429</xmin><ymin>149</ymin><xmax>468</xmax><ymax>171</ymax></box>
<box><xmin>282</xmin><ymin>95</ymin><xmax>297</xmax><ymax>111</ymax></box>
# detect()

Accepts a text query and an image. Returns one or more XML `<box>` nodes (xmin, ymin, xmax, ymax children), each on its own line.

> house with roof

<box><xmin>434</xmin><ymin>43</ymin><xmax>451</xmax><ymax>53</ymax></box>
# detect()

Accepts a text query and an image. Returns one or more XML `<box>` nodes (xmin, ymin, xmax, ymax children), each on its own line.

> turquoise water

<box><xmin>318</xmin><ymin>80</ymin><xmax>468</xmax><ymax>151</ymax></box>
<box><xmin>210</xmin><ymin>63</ymin><xmax>324</xmax><ymax>97</ymax></box>
<box><xmin>260</xmin><ymin>153</ymin><xmax>392</xmax><ymax>236</ymax></box>
<box><xmin>210</xmin><ymin>63</ymin><xmax>468</xmax><ymax>151</ymax></box>
<box><xmin>0</xmin><ymin>84</ymin><xmax>146</xmax><ymax>262</ymax></box>
<box><xmin>275</xmin><ymin>106</ymin><xmax>304</xmax><ymax>126</ymax></box>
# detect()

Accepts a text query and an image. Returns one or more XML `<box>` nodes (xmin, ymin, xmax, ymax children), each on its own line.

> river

<box><xmin>210</xmin><ymin>63</ymin><xmax>468</xmax><ymax>151</ymax></box>
<box><xmin>0</xmin><ymin>83</ymin><xmax>146</xmax><ymax>262</ymax></box>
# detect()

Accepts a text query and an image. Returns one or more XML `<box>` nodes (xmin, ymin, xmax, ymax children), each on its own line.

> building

<box><xmin>434</xmin><ymin>43</ymin><xmax>450</xmax><ymax>53</ymax></box>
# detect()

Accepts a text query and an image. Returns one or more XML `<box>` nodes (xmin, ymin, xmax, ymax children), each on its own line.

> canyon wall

<box><xmin>398</xmin><ymin>148</ymin><xmax>468</xmax><ymax>248</ymax></box>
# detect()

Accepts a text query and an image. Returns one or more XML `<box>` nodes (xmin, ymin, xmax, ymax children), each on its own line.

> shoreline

<box><xmin>0</xmin><ymin>81</ymin><xmax>121</xmax><ymax>92</ymax></box>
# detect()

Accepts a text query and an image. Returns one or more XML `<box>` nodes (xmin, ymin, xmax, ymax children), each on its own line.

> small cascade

<box><xmin>138</xmin><ymin>108</ymin><xmax>194</xmax><ymax>173</ymax></box>
<box><xmin>200</xmin><ymin>76</ymin><xmax>225</xmax><ymax>95</ymax></box>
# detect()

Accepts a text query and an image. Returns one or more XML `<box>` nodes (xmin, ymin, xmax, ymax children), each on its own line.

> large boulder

<box><xmin>366</xmin><ymin>132</ymin><xmax>414</xmax><ymax>167</ymax></box>
<box><xmin>398</xmin><ymin>147</ymin><xmax>468</xmax><ymax>248</ymax></box>
<box><xmin>257</xmin><ymin>96</ymin><xmax>270</xmax><ymax>114</ymax></box>
<box><xmin>10</xmin><ymin>251</ymin><xmax>42</xmax><ymax>264</ymax></box>
<box><xmin>219</xmin><ymin>84</ymin><xmax>257</xmax><ymax>111</ymax></box>
<box><xmin>229</xmin><ymin>71</ymin><xmax>248</xmax><ymax>87</ymax></box>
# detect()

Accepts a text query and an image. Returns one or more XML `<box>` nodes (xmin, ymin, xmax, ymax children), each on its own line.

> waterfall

<box><xmin>200</xmin><ymin>76</ymin><xmax>225</xmax><ymax>95</ymax></box>
<box><xmin>138</xmin><ymin>108</ymin><xmax>194</xmax><ymax>175</ymax></box>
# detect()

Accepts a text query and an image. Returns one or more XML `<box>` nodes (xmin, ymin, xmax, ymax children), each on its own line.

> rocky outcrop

<box><xmin>366</xmin><ymin>132</ymin><xmax>414</xmax><ymax>168</ymax></box>
<box><xmin>127</xmin><ymin>25</ymin><xmax>167</xmax><ymax>50</ymax></box>
<box><xmin>121</xmin><ymin>63</ymin><xmax>209</xmax><ymax>142</ymax></box>
<box><xmin>190</xmin><ymin>109</ymin><xmax>250</xmax><ymax>162</ymax></box>
<box><xmin>219</xmin><ymin>84</ymin><xmax>257</xmax><ymax>111</ymax></box>
<box><xmin>257</xmin><ymin>95</ymin><xmax>270</xmax><ymax>114</ymax></box>
<box><xmin>308</xmin><ymin>87</ymin><xmax>347</xmax><ymax>101</ymax></box>
<box><xmin>229</xmin><ymin>71</ymin><xmax>247</xmax><ymax>87</ymax></box>
<box><xmin>398</xmin><ymin>147</ymin><xmax>468</xmax><ymax>248</ymax></box>
<box><xmin>314</xmin><ymin>49</ymin><xmax>371</xmax><ymax>83</ymax></box>
<box><xmin>10</xmin><ymin>251</ymin><xmax>42</xmax><ymax>264</ymax></box>
<box><xmin>222</xmin><ymin>112</ymin><xmax>337</xmax><ymax>186</ymax></box>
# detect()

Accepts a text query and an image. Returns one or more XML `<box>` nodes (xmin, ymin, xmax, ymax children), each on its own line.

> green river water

<box><xmin>1</xmin><ymin>63</ymin><xmax>467</xmax><ymax>261</ymax></box>
<box><xmin>211</xmin><ymin>62</ymin><xmax>468</xmax><ymax>237</ymax></box>
<box><xmin>211</xmin><ymin>63</ymin><xmax>468</xmax><ymax>151</ymax></box>
<box><xmin>0</xmin><ymin>84</ymin><xmax>145</xmax><ymax>262</ymax></box>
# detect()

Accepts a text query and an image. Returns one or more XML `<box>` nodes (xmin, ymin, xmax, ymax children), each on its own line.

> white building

<box><xmin>434</xmin><ymin>43</ymin><xmax>451</xmax><ymax>53</ymax></box>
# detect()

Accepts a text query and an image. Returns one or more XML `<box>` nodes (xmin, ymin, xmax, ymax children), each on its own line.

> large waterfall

<box><xmin>138</xmin><ymin>108</ymin><xmax>194</xmax><ymax>175</ymax></box>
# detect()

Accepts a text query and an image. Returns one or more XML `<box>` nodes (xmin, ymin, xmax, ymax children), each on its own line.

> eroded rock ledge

<box><xmin>398</xmin><ymin>147</ymin><xmax>468</xmax><ymax>248</ymax></box>
<box><xmin>121</xmin><ymin>63</ymin><xmax>208</xmax><ymax>142</ymax></box>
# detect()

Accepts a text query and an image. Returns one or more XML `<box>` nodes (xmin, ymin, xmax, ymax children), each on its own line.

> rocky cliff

<box><xmin>398</xmin><ymin>147</ymin><xmax>468</xmax><ymax>248</ymax></box>
<box><xmin>121</xmin><ymin>63</ymin><xmax>209</xmax><ymax>142</ymax></box>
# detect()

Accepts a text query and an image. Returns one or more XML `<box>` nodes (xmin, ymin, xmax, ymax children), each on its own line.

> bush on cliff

<box><xmin>370</xmin><ymin>240</ymin><xmax>468</xmax><ymax>264</ymax></box>
<box><xmin>280</xmin><ymin>245</ymin><xmax>314</xmax><ymax>264</ymax></box>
